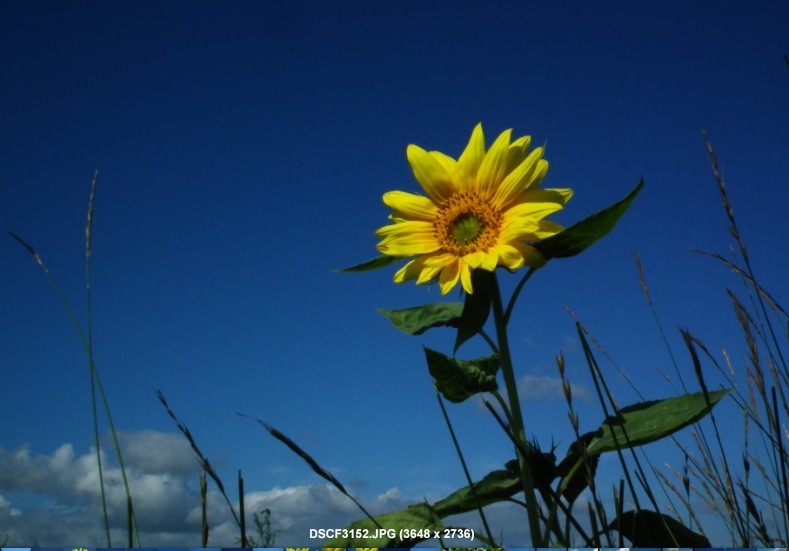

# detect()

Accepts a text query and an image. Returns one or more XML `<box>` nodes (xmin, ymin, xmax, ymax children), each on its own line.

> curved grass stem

<box><xmin>8</xmin><ymin>172</ymin><xmax>139</xmax><ymax>546</ymax></box>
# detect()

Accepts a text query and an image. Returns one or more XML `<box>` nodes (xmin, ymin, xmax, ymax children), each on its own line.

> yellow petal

<box><xmin>424</xmin><ymin>252</ymin><xmax>456</xmax><ymax>268</ymax></box>
<box><xmin>416</xmin><ymin>264</ymin><xmax>442</xmax><ymax>284</ymax></box>
<box><xmin>376</xmin><ymin>225</ymin><xmax>440</xmax><ymax>255</ymax></box>
<box><xmin>429</xmin><ymin>150</ymin><xmax>459</xmax><ymax>179</ymax></box>
<box><xmin>377</xmin><ymin>240</ymin><xmax>439</xmax><ymax>256</ymax></box>
<box><xmin>438</xmin><ymin>259</ymin><xmax>461</xmax><ymax>295</ymax></box>
<box><xmin>457</xmin><ymin>124</ymin><xmax>486</xmax><ymax>188</ymax></box>
<box><xmin>500</xmin><ymin>216</ymin><xmax>540</xmax><ymax>242</ymax></box>
<box><xmin>459</xmin><ymin>263</ymin><xmax>473</xmax><ymax>294</ymax></box>
<box><xmin>536</xmin><ymin>187</ymin><xmax>574</xmax><ymax>205</ymax></box>
<box><xmin>462</xmin><ymin>250</ymin><xmax>487</xmax><ymax>268</ymax></box>
<box><xmin>407</xmin><ymin>144</ymin><xmax>455</xmax><ymax>202</ymax></box>
<box><xmin>520</xmin><ymin>158</ymin><xmax>549</xmax><ymax>194</ymax></box>
<box><xmin>477</xmin><ymin>128</ymin><xmax>512</xmax><ymax>196</ymax></box>
<box><xmin>505</xmin><ymin>199</ymin><xmax>565</xmax><ymax>222</ymax></box>
<box><xmin>532</xmin><ymin>219</ymin><xmax>565</xmax><ymax>239</ymax></box>
<box><xmin>375</xmin><ymin>220</ymin><xmax>433</xmax><ymax>237</ymax></box>
<box><xmin>492</xmin><ymin>147</ymin><xmax>544</xmax><ymax>209</ymax></box>
<box><xmin>394</xmin><ymin>256</ymin><xmax>428</xmax><ymax>283</ymax></box>
<box><xmin>505</xmin><ymin>135</ymin><xmax>532</xmax><ymax>173</ymax></box>
<box><xmin>382</xmin><ymin>191</ymin><xmax>438</xmax><ymax>221</ymax></box>
<box><xmin>479</xmin><ymin>248</ymin><xmax>499</xmax><ymax>270</ymax></box>
<box><xmin>515</xmin><ymin>243</ymin><xmax>547</xmax><ymax>268</ymax></box>
<box><xmin>497</xmin><ymin>243</ymin><xmax>526</xmax><ymax>269</ymax></box>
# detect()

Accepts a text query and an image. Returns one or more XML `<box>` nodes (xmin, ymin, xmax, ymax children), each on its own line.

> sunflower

<box><xmin>375</xmin><ymin>123</ymin><xmax>573</xmax><ymax>295</ymax></box>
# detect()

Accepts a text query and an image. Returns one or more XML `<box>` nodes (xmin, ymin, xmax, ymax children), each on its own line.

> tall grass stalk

<box><xmin>200</xmin><ymin>472</ymin><xmax>208</xmax><ymax>547</ymax></box>
<box><xmin>239</xmin><ymin>471</ymin><xmax>248</xmax><ymax>547</ymax></box>
<box><xmin>8</xmin><ymin>171</ymin><xmax>139</xmax><ymax>546</ymax></box>
<box><xmin>626</xmin><ymin>132</ymin><xmax>789</xmax><ymax>547</ymax></box>
<box><xmin>156</xmin><ymin>391</ymin><xmax>243</xmax><ymax>532</ymax></box>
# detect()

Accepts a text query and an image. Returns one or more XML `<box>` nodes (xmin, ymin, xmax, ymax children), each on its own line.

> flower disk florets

<box><xmin>434</xmin><ymin>190</ymin><xmax>501</xmax><ymax>256</ymax></box>
<box><xmin>375</xmin><ymin>123</ymin><xmax>573</xmax><ymax>295</ymax></box>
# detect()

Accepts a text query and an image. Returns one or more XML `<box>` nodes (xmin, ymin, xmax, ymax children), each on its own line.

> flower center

<box><xmin>433</xmin><ymin>190</ymin><xmax>502</xmax><ymax>256</ymax></box>
<box><xmin>452</xmin><ymin>214</ymin><xmax>484</xmax><ymax>247</ymax></box>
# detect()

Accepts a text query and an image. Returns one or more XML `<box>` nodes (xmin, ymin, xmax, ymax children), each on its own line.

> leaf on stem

<box><xmin>454</xmin><ymin>268</ymin><xmax>494</xmax><ymax>352</ymax></box>
<box><xmin>424</xmin><ymin>347</ymin><xmax>500</xmax><ymax>403</ymax></box>
<box><xmin>557</xmin><ymin>389</ymin><xmax>731</xmax><ymax>498</ymax></box>
<box><xmin>432</xmin><ymin>469</ymin><xmax>522</xmax><ymax>517</ymax></box>
<box><xmin>378</xmin><ymin>302</ymin><xmax>463</xmax><ymax>335</ymax></box>
<box><xmin>326</xmin><ymin>467</ymin><xmax>524</xmax><ymax>547</ymax></box>
<box><xmin>555</xmin><ymin>432</ymin><xmax>599</xmax><ymax>504</ymax></box>
<box><xmin>584</xmin><ymin>388</ymin><xmax>731</xmax><ymax>456</ymax></box>
<box><xmin>324</xmin><ymin>503</ymin><xmax>445</xmax><ymax>547</ymax></box>
<box><xmin>535</xmin><ymin>180</ymin><xmax>643</xmax><ymax>260</ymax></box>
<box><xmin>610</xmin><ymin>509</ymin><xmax>711</xmax><ymax>547</ymax></box>
<box><xmin>335</xmin><ymin>255</ymin><xmax>405</xmax><ymax>272</ymax></box>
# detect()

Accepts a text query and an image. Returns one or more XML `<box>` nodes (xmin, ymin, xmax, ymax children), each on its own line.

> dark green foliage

<box><xmin>378</xmin><ymin>302</ymin><xmax>464</xmax><ymax>335</ymax></box>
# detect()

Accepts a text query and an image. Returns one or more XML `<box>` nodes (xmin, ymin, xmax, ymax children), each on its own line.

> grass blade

<box><xmin>239</xmin><ymin>412</ymin><xmax>382</xmax><ymax>528</ymax></box>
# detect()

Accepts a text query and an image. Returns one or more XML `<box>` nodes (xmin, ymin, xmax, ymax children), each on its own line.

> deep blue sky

<box><xmin>1</xmin><ymin>0</ymin><xmax>787</xmax><ymax>546</ymax></box>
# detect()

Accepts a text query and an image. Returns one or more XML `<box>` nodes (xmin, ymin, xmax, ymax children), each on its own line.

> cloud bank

<box><xmin>0</xmin><ymin>431</ymin><xmax>471</xmax><ymax>546</ymax></box>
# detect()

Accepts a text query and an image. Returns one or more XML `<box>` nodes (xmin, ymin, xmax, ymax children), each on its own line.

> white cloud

<box><xmin>116</xmin><ymin>430</ymin><xmax>198</xmax><ymax>476</ymax></box>
<box><xmin>0</xmin><ymin>433</ymin><xmax>415</xmax><ymax>547</ymax></box>
<box><xmin>0</xmin><ymin>495</ymin><xmax>22</xmax><ymax>517</ymax></box>
<box><xmin>0</xmin><ymin>433</ymin><xmax>204</xmax><ymax>546</ymax></box>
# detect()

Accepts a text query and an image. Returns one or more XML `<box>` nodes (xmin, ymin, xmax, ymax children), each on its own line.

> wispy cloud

<box><xmin>518</xmin><ymin>374</ymin><xmax>590</xmax><ymax>401</ymax></box>
<box><xmin>562</xmin><ymin>335</ymin><xmax>578</xmax><ymax>353</ymax></box>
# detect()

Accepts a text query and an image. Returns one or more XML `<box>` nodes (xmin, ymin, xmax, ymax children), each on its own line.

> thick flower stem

<box><xmin>490</xmin><ymin>272</ymin><xmax>545</xmax><ymax>547</ymax></box>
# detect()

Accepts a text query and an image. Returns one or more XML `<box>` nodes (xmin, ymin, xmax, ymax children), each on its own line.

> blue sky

<box><xmin>1</xmin><ymin>0</ymin><xmax>787</xmax><ymax>547</ymax></box>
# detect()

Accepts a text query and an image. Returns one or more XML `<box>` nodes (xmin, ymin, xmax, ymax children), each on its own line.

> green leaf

<box><xmin>610</xmin><ymin>509</ymin><xmax>711</xmax><ymax>547</ymax></box>
<box><xmin>534</xmin><ymin>179</ymin><xmax>643</xmax><ymax>260</ymax></box>
<box><xmin>377</xmin><ymin>303</ymin><xmax>464</xmax><ymax>335</ymax></box>
<box><xmin>454</xmin><ymin>268</ymin><xmax>494</xmax><ymax>352</ymax></box>
<box><xmin>432</xmin><ymin>469</ymin><xmax>521</xmax><ymax>517</ymax></box>
<box><xmin>554</xmin><ymin>433</ymin><xmax>599</xmax><ymax>504</ymax></box>
<box><xmin>323</xmin><ymin>503</ymin><xmax>445</xmax><ymax>547</ymax></box>
<box><xmin>424</xmin><ymin>347</ymin><xmax>499</xmax><ymax>403</ymax></box>
<box><xmin>335</xmin><ymin>254</ymin><xmax>405</xmax><ymax>272</ymax></box>
<box><xmin>327</xmin><ymin>467</ymin><xmax>524</xmax><ymax>547</ymax></box>
<box><xmin>557</xmin><ymin>389</ymin><xmax>731</xmax><ymax>497</ymax></box>
<box><xmin>585</xmin><ymin>388</ymin><xmax>731</xmax><ymax>456</ymax></box>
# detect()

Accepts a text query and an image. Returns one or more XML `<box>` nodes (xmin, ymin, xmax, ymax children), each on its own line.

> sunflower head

<box><xmin>375</xmin><ymin>123</ymin><xmax>573</xmax><ymax>295</ymax></box>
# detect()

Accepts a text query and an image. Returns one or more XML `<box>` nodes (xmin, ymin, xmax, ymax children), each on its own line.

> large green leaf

<box><xmin>585</xmin><ymin>388</ymin><xmax>731</xmax><ymax>456</ymax></box>
<box><xmin>557</xmin><ymin>389</ymin><xmax>731</xmax><ymax>496</ymax></box>
<box><xmin>378</xmin><ymin>303</ymin><xmax>464</xmax><ymax>335</ymax></box>
<box><xmin>610</xmin><ymin>509</ymin><xmax>711</xmax><ymax>547</ymax></box>
<box><xmin>534</xmin><ymin>180</ymin><xmax>643</xmax><ymax>259</ymax></box>
<box><xmin>336</xmin><ymin>254</ymin><xmax>405</xmax><ymax>272</ymax></box>
<box><xmin>424</xmin><ymin>347</ymin><xmax>500</xmax><ymax>403</ymax></box>
<box><xmin>324</xmin><ymin>503</ymin><xmax>445</xmax><ymax>547</ymax></box>
<box><xmin>454</xmin><ymin>268</ymin><xmax>494</xmax><ymax>352</ymax></box>
<box><xmin>326</xmin><ymin>468</ymin><xmax>522</xmax><ymax>547</ymax></box>
<box><xmin>432</xmin><ymin>469</ymin><xmax>521</xmax><ymax>517</ymax></box>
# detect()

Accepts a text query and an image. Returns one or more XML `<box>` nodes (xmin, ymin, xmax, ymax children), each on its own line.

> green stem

<box><xmin>436</xmin><ymin>392</ymin><xmax>496</xmax><ymax>546</ymax></box>
<box><xmin>504</xmin><ymin>266</ymin><xmax>536</xmax><ymax>325</ymax></box>
<box><xmin>490</xmin><ymin>272</ymin><xmax>544</xmax><ymax>546</ymax></box>
<box><xmin>490</xmin><ymin>390</ymin><xmax>514</xmax><ymax>429</ymax></box>
<box><xmin>85</xmin><ymin>172</ymin><xmax>111</xmax><ymax>547</ymax></box>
